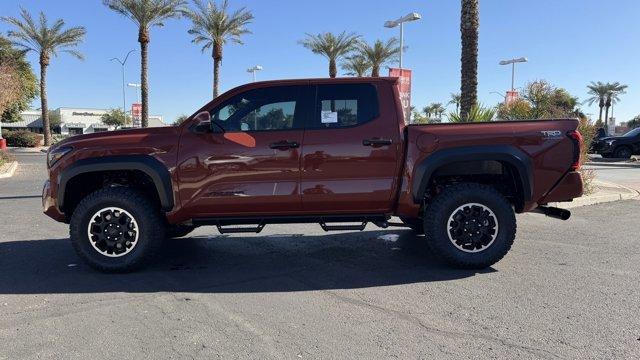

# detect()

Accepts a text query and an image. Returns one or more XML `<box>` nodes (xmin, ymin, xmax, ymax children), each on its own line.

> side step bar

<box><xmin>193</xmin><ymin>214</ymin><xmax>389</xmax><ymax>233</ymax></box>
<box><xmin>216</xmin><ymin>222</ymin><xmax>265</xmax><ymax>234</ymax></box>
<box><xmin>533</xmin><ymin>206</ymin><xmax>571</xmax><ymax>220</ymax></box>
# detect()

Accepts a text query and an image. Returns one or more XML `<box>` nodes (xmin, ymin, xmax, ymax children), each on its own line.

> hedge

<box><xmin>2</xmin><ymin>130</ymin><xmax>42</xmax><ymax>147</ymax></box>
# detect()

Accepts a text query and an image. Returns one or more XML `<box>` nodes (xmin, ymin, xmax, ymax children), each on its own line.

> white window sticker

<box><xmin>321</xmin><ymin>110</ymin><xmax>338</xmax><ymax>124</ymax></box>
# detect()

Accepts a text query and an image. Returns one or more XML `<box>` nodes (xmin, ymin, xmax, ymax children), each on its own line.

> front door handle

<box><xmin>269</xmin><ymin>140</ymin><xmax>300</xmax><ymax>150</ymax></box>
<box><xmin>363</xmin><ymin>138</ymin><xmax>393</xmax><ymax>147</ymax></box>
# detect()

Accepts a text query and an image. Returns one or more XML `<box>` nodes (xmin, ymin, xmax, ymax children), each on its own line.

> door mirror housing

<box><xmin>191</xmin><ymin>111</ymin><xmax>224</xmax><ymax>133</ymax></box>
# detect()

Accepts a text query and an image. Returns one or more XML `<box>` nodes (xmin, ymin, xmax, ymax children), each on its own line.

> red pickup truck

<box><xmin>43</xmin><ymin>78</ymin><xmax>583</xmax><ymax>272</ymax></box>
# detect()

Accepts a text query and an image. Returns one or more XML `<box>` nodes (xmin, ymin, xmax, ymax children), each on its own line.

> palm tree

<box><xmin>432</xmin><ymin>103</ymin><xmax>446</xmax><ymax>119</ymax></box>
<box><xmin>104</xmin><ymin>0</ymin><xmax>185</xmax><ymax>127</ymax></box>
<box><xmin>357</xmin><ymin>38</ymin><xmax>400</xmax><ymax>77</ymax></box>
<box><xmin>603</xmin><ymin>82</ymin><xmax>627</xmax><ymax>128</ymax></box>
<box><xmin>2</xmin><ymin>8</ymin><xmax>86</xmax><ymax>146</ymax></box>
<box><xmin>448</xmin><ymin>93</ymin><xmax>461</xmax><ymax>113</ymax></box>
<box><xmin>460</xmin><ymin>0</ymin><xmax>479</xmax><ymax>121</ymax></box>
<box><xmin>184</xmin><ymin>0</ymin><xmax>253</xmax><ymax>98</ymax></box>
<box><xmin>586</xmin><ymin>81</ymin><xmax>628</xmax><ymax>131</ymax></box>
<box><xmin>585</xmin><ymin>81</ymin><xmax>609</xmax><ymax>126</ymax></box>
<box><xmin>341</xmin><ymin>55</ymin><xmax>371</xmax><ymax>77</ymax></box>
<box><xmin>300</xmin><ymin>31</ymin><xmax>360</xmax><ymax>78</ymax></box>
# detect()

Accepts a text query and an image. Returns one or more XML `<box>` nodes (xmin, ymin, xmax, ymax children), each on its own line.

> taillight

<box><xmin>567</xmin><ymin>130</ymin><xmax>583</xmax><ymax>170</ymax></box>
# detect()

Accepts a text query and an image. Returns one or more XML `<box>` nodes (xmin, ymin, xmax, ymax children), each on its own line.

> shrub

<box><xmin>448</xmin><ymin>104</ymin><xmax>496</xmax><ymax>122</ymax></box>
<box><xmin>0</xmin><ymin>149</ymin><xmax>15</xmax><ymax>167</ymax></box>
<box><xmin>577</xmin><ymin>117</ymin><xmax>597</xmax><ymax>194</ymax></box>
<box><xmin>4</xmin><ymin>130</ymin><xmax>40</xmax><ymax>147</ymax></box>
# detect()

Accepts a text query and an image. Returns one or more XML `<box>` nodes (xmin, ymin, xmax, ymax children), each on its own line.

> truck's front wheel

<box><xmin>423</xmin><ymin>183</ymin><xmax>516</xmax><ymax>269</ymax></box>
<box><xmin>69</xmin><ymin>187</ymin><xmax>165</xmax><ymax>272</ymax></box>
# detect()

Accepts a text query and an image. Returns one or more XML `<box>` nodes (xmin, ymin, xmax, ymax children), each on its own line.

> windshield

<box><xmin>623</xmin><ymin>128</ymin><xmax>640</xmax><ymax>137</ymax></box>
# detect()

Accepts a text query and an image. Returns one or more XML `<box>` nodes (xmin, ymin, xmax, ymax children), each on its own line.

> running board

<box><xmin>216</xmin><ymin>222</ymin><xmax>265</xmax><ymax>234</ymax></box>
<box><xmin>319</xmin><ymin>222</ymin><xmax>367</xmax><ymax>232</ymax></box>
<box><xmin>193</xmin><ymin>214</ymin><xmax>389</xmax><ymax>233</ymax></box>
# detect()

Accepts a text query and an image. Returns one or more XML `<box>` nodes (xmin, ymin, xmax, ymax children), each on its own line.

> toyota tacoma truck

<box><xmin>43</xmin><ymin>78</ymin><xmax>584</xmax><ymax>272</ymax></box>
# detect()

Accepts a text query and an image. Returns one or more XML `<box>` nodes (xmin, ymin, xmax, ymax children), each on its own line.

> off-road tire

<box><xmin>423</xmin><ymin>183</ymin><xmax>516</xmax><ymax>269</ymax></box>
<box><xmin>166</xmin><ymin>224</ymin><xmax>197</xmax><ymax>239</ymax></box>
<box><xmin>69</xmin><ymin>187</ymin><xmax>165</xmax><ymax>272</ymax></box>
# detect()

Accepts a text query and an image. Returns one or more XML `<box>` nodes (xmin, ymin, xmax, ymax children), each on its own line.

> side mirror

<box><xmin>191</xmin><ymin>111</ymin><xmax>224</xmax><ymax>133</ymax></box>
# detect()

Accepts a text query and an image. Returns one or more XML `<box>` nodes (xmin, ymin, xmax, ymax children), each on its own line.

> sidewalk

<box><xmin>8</xmin><ymin>146</ymin><xmax>49</xmax><ymax>153</ymax></box>
<box><xmin>0</xmin><ymin>160</ymin><xmax>18</xmax><ymax>179</ymax></box>
<box><xmin>551</xmin><ymin>179</ymin><xmax>639</xmax><ymax>209</ymax></box>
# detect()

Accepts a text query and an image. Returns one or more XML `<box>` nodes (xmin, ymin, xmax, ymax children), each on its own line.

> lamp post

<box><xmin>247</xmin><ymin>65</ymin><xmax>263</xmax><ymax>82</ymax></box>
<box><xmin>384</xmin><ymin>12</ymin><xmax>422</xmax><ymax>69</ymax></box>
<box><xmin>490</xmin><ymin>91</ymin><xmax>507</xmax><ymax>103</ymax></box>
<box><xmin>127</xmin><ymin>83</ymin><xmax>141</xmax><ymax>104</ymax></box>
<box><xmin>499</xmin><ymin>57</ymin><xmax>528</xmax><ymax>91</ymax></box>
<box><xmin>110</xmin><ymin>50</ymin><xmax>137</xmax><ymax>112</ymax></box>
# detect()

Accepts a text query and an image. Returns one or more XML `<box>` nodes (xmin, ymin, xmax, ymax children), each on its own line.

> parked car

<box><xmin>591</xmin><ymin>127</ymin><xmax>640</xmax><ymax>159</ymax></box>
<box><xmin>43</xmin><ymin>78</ymin><xmax>584</xmax><ymax>272</ymax></box>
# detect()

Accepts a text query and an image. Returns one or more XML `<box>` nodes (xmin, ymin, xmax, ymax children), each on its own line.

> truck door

<box><xmin>300</xmin><ymin>83</ymin><xmax>402</xmax><ymax>213</ymax></box>
<box><xmin>177</xmin><ymin>85</ymin><xmax>313</xmax><ymax>217</ymax></box>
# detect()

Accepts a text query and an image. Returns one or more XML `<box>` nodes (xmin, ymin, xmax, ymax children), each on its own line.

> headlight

<box><xmin>605</xmin><ymin>140</ymin><xmax>616</xmax><ymax>146</ymax></box>
<box><xmin>47</xmin><ymin>146</ymin><xmax>73</xmax><ymax>167</ymax></box>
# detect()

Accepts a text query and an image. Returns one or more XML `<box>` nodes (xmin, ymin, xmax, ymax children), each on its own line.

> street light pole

<box><xmin>110</xmin><ymin>50</ymin><xmax>136</xmax><ymax>112</ymax></box>
<box><xmin>127</xmin><ymin>83</ymin><xmax>141</xmax><ymax>104</ymax></box>
<box><xmin>499</xmin><ymin>57</ymin><xmax>528</xmax><ymax>91</ymax></box>
<box><xmin>384</xmin><ymin>12</ymin><xmax>422</xmax><ymax>69</ymax></box>
<box><xmin>247</xmin><ymin>65</ymin><xmax>263</xmax><ymax>82</ymax></box>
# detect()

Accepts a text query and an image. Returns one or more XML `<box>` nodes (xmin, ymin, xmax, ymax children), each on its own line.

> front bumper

<box><xmin>42</xmin><ymin>180</ymin><xmax>66</xmax><ymax>222</ymax></box>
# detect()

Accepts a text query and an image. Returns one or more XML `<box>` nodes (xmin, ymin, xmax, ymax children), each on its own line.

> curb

<box><xmin>0</xmin><ymin>161</ymin><xmax>18</xmax><ymax>179</ymax></box>
<box><xmin>9</xmin><ymin>147</ymin><xmax>48</xmax><ymax>154</ymax></box>
<box><xmin>585</xmin><ymin>161</ymin><xmax>640</xmax><ymax>168</ymax></box>
<box><xmin>552</xmin><ymin>180</ymin><xmax>639</xmax><ymax>209</ymax></box>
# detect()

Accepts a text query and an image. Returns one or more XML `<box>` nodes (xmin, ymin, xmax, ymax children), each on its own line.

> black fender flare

<box><xmin>411</xmin><ymin>145</ymin><xmax>534</xmax><ymax>203</ymax></box>
<box><xmin>57</xmin><ymin>155</ymin><xmax>174</xmax><ymax>212</ymax></box>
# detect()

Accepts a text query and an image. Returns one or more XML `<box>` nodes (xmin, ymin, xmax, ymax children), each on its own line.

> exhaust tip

<box><xmin>535</xmin><ymin>206</ymin><xmax>571</xmax><ymax>221</ymax></box>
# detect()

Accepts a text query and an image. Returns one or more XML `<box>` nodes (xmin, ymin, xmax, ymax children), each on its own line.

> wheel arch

<box><xmin>411</xmin><ymin>145</ymin><xmax>534</xmax><ymax>207</ymax></box>
<box><xmin>57</xmin><ymin>155</ymin><xmax>174</xmax><ymax>213</ymax></box>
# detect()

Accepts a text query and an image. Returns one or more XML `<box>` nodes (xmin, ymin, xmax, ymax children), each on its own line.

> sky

<box><xmin>1</xmin><ymin>0</ymin><xmax>639</xmax><ymax>124</ymax></box>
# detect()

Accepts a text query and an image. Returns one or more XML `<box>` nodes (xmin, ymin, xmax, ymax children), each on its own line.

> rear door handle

<box><xmin>363</xmin><ymin>138</ymin><xmax>393</xmax><ymax>147</ymax></box>
<box><xmin>269</xmin><ymin>140</ymin><xmax>300</xmax><ymax>150</ymax></box>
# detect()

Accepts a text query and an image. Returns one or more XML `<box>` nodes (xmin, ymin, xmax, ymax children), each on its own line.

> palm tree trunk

<box><xmin>604</xmin><ymin>106</ymin><xmax>610</xmax><ymax>134</ymax></box>
<box><xmin>460</xmin><ymin>0</ymin><xmax>479</xmax><ymax>121</ymax></box>
<box><xmin>597</xmin><ymin>105</ymin><xmax>603</xmax><ymax>124</ymax></box>
<box><xmin>371</xmin><ymin>65</ymin><xmax>380</xmax><ymax>77</ymax></box>
<box><xmin>213</xmin><ymin>43</ymin><xmax>222</xmax><ymax>98</ymax></box>
<box><xmin>329</xmin><ymin>58</ymin><xmax>337</xmax><ymax>78</ymax></box>
<box><xmin>39</xmin><ymin>57</ymin><xmax>50</xmax><ymax>146</ymax></box>
<box><xmin>139</xmin><ymin>30</ymin><xmax>149</xmax><ymax>128</ymax></box>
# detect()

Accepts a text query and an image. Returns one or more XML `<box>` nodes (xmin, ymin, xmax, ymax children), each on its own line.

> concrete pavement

<box><xmin>1</xmin><ymin>153</ymin><xmax>638</xmax><ymax>359</ymax></box>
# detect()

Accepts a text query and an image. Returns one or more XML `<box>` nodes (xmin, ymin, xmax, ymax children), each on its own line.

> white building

<box><xmin>1</xmin><ymin>107</ymin><xmax>166</xmax><ymax>135</ymax></box>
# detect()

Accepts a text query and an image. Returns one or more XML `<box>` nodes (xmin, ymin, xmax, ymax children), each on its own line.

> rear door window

<box><xmin>311</xmin><ymin>84</ymin><xmax>379</xmax><ymax>129</ymax></box>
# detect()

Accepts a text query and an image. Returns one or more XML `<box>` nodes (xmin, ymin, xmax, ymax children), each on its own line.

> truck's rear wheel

<box><xmin>423</xmin><ymin>183</ymin><xmax>516</xmax><ymax>269</ymax></box>
<box><xmin>69</xmin><ymin>187</ymin><xmax>165</xmax><ymax>272</ymax></box>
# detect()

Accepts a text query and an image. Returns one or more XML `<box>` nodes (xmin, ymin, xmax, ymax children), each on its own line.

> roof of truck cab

<box><xmin>192</xmin><ymin>77</ymin><xmax>399</xmax><ymax>118</ymax></box>
<box><xmin>245</xmin><ymin>77</ymin><xmax>399</xmax><ymax>86</ymax></box>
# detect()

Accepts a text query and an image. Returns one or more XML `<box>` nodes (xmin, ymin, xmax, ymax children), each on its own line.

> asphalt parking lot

<box><xmin>1</xmin><ymin>153</ymin><xmax>638</xmax><ymax>359</ymax></box>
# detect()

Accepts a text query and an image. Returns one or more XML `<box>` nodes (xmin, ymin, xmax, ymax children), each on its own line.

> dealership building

<box><xmin>1</xmin><ymin>107</ymin><xmax>166</xmax><ymax>135</ymax></box>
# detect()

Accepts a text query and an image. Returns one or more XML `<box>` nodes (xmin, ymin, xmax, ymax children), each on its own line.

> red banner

<box><xmin>389</xmin><ymin>68</ymin><xmax>412</xmax><ymax>124</ymax></box>
<box><xmin>131</xmin><ymin>103</ymin><xmax>142</xmax><ymax>128</ymax></box>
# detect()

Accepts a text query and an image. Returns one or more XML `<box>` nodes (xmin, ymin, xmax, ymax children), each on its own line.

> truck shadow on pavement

<box><xmin>0</xmin><ymin>230</ymin><xmax>492</xmax><ymax>294</ymax></box>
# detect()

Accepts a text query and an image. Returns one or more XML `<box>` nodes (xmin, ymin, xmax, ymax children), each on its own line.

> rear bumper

<box><xmin>42</xmin><ymin>180</ymin><xmax>66</xmax><ymax>222</ymax></box>
<box><xmin>539</xmin><ymin>171</ymin><xmax>584</xmax><ymax>204</ymax></box>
